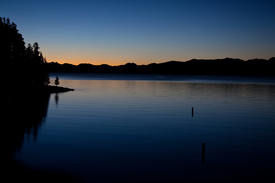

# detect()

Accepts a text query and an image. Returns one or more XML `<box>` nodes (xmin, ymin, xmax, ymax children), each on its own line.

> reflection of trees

<box><xmin>3</xmin><ymin>90</ymin><xmax>50</xmax><ymax>162</ymax></box>
<box><xmin>55</xmin><ymin>93</ymin><xmax>59</xmax><ymax>107</ymax></box>
<box><xmin>3</xmin><ymin>91</ymin><xmax>82</xmax><ymax>183</ymax></box>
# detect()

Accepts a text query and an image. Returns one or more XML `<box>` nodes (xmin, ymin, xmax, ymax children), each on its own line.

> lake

<box><xmin>15</xmin><ymin>73</ymin><xmax>275</xmax><ymax>182</ymax></box>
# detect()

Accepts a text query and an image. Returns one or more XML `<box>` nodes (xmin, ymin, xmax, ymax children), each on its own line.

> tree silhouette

<box><xmin>54</xmin><ymin>76</ymin><xmax>59</xmax><ymax>87</ymax></box>
<box><xmin>1</xmin><ymin>17</ymin><xmax>50</xmax><ymax>87</ymax></box>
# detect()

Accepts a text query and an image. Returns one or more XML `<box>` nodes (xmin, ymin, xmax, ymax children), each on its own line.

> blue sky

<box><xmin>1</xmin><ymin>0</ymin><xmax>275</xmax><ymax>65</ymax></box>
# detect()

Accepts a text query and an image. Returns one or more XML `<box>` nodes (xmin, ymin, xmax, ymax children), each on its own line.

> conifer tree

<box><xmin>54</xmin><ymin>76</ymin><xmax>59</xmax><ymax>87</ymax></box>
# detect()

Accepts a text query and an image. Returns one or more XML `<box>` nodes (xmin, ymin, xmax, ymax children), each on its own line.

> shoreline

<box><xmin>44</xmin><ymin>85</ymin><xmax>74</xmax><ymax>93</ymax></box>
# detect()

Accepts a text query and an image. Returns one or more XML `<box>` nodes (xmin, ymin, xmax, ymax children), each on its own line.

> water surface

<box><xmin>16</xmin><ymin>74</ymin><xmax>275</xmax><ymax>182</ymax></box>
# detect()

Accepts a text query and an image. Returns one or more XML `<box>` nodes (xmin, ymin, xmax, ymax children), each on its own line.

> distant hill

<box><xmin>46</xmin><ymin>57</ymin><xmax>275</xmax><ymax>76</ymax></box>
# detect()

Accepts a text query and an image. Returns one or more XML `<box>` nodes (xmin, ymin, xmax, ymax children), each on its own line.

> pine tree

<box><xmin>54</xmin><ymin>76</ymin><xmax>59</xmax><ymax>87</ymax></box>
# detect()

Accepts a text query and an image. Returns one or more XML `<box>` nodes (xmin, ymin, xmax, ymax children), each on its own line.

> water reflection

<box><xmin>4</xmin><ymin>91</ymin><xmax>50</xmax><ymax>161</ymax></box>
<box><xmin>3</xmin><ymin>90</ymin><xmax>82</xmax><ymax>182</ymax></box>
<box><xmin>8</xmin><ymin>78</ymin><xmax>275</xmax><ymax>182</ymax></box>
<box><xmin>55</xmin><ymin>93</ymin><xmax>59</xmax><ymax>107</ymax></box>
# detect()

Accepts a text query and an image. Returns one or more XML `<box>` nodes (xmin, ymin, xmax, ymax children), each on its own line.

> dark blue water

<box><xmin>16</xmin><ymin>74</ymin><xmax>275</xmax><ymax>182</ymax></box>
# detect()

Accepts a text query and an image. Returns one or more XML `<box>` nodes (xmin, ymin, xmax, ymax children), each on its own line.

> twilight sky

<box><xmin>1</xmin><ymin>0</ymin><xmax>275</xmax><ymax>65</ymax></box>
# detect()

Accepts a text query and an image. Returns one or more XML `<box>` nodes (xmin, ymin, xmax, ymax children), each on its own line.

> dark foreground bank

<box><xmin>3</xmin><ymin>161</ymin><xmax>83</xmax><ymax>183</ymax></box>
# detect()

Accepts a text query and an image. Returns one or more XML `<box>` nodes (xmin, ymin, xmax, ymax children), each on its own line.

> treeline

<box><xmin>1</xmin><ymin>17</ymin><xmax>50</xmax><ymax>88</ymax></box>
<box><xmin>46</xmin><ymin>57</ymin><xmax>275</xmax><ymax>76</ymax></box>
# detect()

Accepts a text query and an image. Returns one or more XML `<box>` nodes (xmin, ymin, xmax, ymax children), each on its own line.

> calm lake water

<box><xmin>16</xmin><ymin>73</ymin><xmax>275</xmax><ymax>182</ymax></box>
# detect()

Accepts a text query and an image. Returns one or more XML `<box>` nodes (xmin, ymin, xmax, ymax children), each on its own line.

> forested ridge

<box><xmin>47</xmin><ymin>57</ymin><xmax>275</xmax><ymax>76</ymax></box>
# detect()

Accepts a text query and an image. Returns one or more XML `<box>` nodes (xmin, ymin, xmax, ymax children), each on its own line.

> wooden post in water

<box><xmin>192</xmin><ymin>107</ymin><xmax>194</xmax><ymax>117</ymax></box>
<box><xmin>202</xmin><ymin>143</ymin><xmax>205</xmax><ymax>164</ymax></box>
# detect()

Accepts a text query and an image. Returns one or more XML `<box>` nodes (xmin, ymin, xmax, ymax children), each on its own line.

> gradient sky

<box><xmin>1</xmin><ymin>0</ymin><xmax>275</xmax><ymax>65</ymax></box>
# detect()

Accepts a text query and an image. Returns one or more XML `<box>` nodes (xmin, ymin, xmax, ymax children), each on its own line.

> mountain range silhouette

<box><xmin>46</xmin><ymin>57</ymin><xmax>275</xmax><ymax>76</ymax></box>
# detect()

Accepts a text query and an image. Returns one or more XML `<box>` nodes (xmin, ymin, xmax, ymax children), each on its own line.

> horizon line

<box><xmin>51</xmin><ymin>57</ymin><xmax>275</xmax><ymax>67</ymax></box>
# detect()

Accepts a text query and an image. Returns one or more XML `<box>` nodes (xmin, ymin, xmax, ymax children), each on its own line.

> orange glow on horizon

<box><xmin>48</xmin><ymin>59</ymin><xmax>152</xmax><ymax>66</ymax></box>
<box><xmin>53</xmin><ymin>60</ymin><xmax>122</xmax><ymax>66</ymax></box>
<box><xmin>45</xmin><ymin>55</ymin><xmax>187</xmax><ymax>66</ymax></box>
<box><xmin>44</xmin><ymin>55</ymin><xmax>133</xmax><ymax>66</ymax></box>
<box><xmin>44</xmin><ymin>50</ymin><xmax>273</xmax><ymax>66</ymax></box>
<box><xmin>42</xmin><ymin>41</ymin><xmax>275</xmax><ymax>67</ymax></box>
<box><xmin>43</xmin><ymin>47</ymin><xmax>194</xmax><ymax>66</ymax></box>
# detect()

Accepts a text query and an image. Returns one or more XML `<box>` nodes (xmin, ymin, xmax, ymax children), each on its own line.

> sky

<box><xmin>1</xmin><ymin>0</ymin><xmax>275</xmax><ymax>65</ymax></box>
